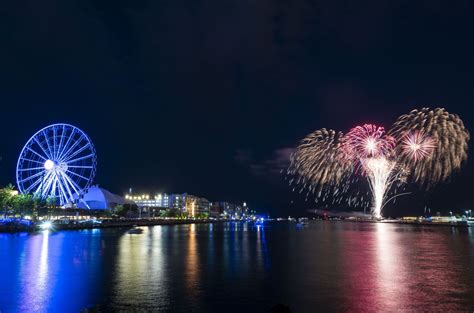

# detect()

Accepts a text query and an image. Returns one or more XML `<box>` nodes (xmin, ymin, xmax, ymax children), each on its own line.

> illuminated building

<box><xmin>75</xmin><ymin>186</ymin><xmax>131</xmax><ymax>210</ymax></box>
<box><xmin>126</xmin><ymin>192</ymin><xmax>210</xmax><ymax>216</ymax></box>
<box><xmin>185</xmin><ymin>195</ymin><xmax>211</xmax><ymax>217</ymax></box>
<box><xmin>126</xmin><ymin>193</ymin><xmax>169</xmax><ymax>209</ymax></box>
<box><xmin>210</xmin><ymin>201</ymin><xmax>248</xmax><ymax>218</ymax></box>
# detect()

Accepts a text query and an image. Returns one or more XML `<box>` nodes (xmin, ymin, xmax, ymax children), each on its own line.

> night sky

<box><xmin>0</xmin><ymin>0</ymin><xmax>473</xmax><ymax>217</ymax></box>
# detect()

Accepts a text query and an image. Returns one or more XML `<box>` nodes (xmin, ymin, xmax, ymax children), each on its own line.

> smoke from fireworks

<box><xmin>287</xmin><ymin>108</ymin><xmax>470</xmax><ymax>218</ymax></box>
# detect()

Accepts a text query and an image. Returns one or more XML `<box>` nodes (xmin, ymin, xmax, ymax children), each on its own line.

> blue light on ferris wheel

<box><xmin>16</xmin><ymin>123</ymin><xmax>97</xmax><ymax>207</ymax></box>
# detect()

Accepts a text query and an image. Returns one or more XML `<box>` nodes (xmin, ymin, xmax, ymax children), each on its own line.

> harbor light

<box><xmin>40</xmin><ymin>221</ymin><xmax>53</xmax><ymax>231</ymax></box>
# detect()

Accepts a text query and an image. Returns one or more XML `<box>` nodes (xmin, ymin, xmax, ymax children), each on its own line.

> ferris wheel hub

<box><xmin>44</xmin><ymin>159</ymin><xmax>55</xmax><ymax>170</ymax></box>
<box><xmin>58</xmin><ymin>162</ymin><xmax>68</xmax><ymax>172</ymax></box>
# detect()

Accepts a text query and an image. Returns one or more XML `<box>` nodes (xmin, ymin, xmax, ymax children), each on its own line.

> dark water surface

<box><xmin>1</xmin><ymin>222</ymin><xmax>474</xmax><ymax>312</ymax></box>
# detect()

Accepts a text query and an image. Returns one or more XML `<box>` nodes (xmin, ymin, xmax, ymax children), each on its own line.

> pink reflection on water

<box><xmin>341</xmin><ymin>223</ymin><xmax>473</xmax><ymax>311</ymax></box>
<box><xmin>373</xmin><ymin>222</ymin><xmax>411</xmax><ymax>310</ymax></box>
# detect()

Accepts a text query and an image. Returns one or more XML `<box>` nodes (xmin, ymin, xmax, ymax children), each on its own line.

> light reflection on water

<box><xmin>0</xmin><ymin>222</ymin><xmax>473</xmax><ymax>312</ymax></box>
<box><xmin>185</xmin><ymin>224</ymin><xmax>199</xmax><ymax>301</ymax></box>
<box><xmin>374</xmin><ymin>223</ymin><xmax>410</xmax><ymax>311</ymax></box>
<box><xmin>19</xmin><ymin>231</ymin><xmax>50</xmax><ymax>312</ymax></box>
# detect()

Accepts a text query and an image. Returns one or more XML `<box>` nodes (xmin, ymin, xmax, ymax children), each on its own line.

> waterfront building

<box><xmin>169</xmin><ymin>193</ymin><xmax>186</xmax><ymax>211</ymax></box>
<box><xmin>210</xmin><ymin>201</ymin><xmax>248</xmax><ymax>218</ymax></box>
<box><xmin>210</xmin><ymin>202</ymin><xmax>224</xmax><ymax>218</ymax></box>
<box><xmin>127</xmin><ymin>192</ymin><xmax>210</xmax><ymax>216</ymax></box>
<box><xmin>126</xmin><ymin>193</ymin><xmax>173</xmax><ymax>209</ymax></box>
<box><xmin>125</xmin><ymin>190</ymin><xmax>242</xmax><ymax>218</ymax></box>
<box><xmin>76</xmin><ymin>185</ymin><xmax>132</xmax><ymax>210</ymax></box>
<box><xmin>185</xmin><ymin>195</ymin><xmax>211</xmax><ymax>217</ymax></box>
<box><xmin>129</xmin><ymin>193</ymin><xmax>170</xmax><ymax>208</ymax></box>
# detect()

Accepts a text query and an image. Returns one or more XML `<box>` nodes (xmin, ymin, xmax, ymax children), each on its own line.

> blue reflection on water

<box><xmin>0</xmin><ymin>229</ymin><xmax>105</xmax><ymax>312</ymax></box>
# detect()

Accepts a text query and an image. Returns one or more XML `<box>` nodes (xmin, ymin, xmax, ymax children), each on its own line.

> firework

<box><xmin>389</xmin><ymin>107</ymin><xmax>470</xmax><ymax>187</ymax></box>
<box><xmin>343</xmin><ymin>124</ymin><xmax>398</xmax><ymax>217</ymax></box>
<box><xmin>344</xmin><ymin>124</ymin><xmax>395</xmax><ymax>159</ymax></box>
<box><xmin>288</xmin><ymin>129</ymin><xmax>352</xmax><ymax>200</ymax></box>
<box><xmin>400</xmin><ymin>131</ymin><xmax>436</xmax><ymax>162</ymax></box>
<box><xmin>361</xmin><ymin>157</ymin><xmax>397</xmax><ymax>218</ymax></box>
<box><xmin>288</xmin><ymin>107</ymin><xmax>469</xmax><ymax>218</ymax></box>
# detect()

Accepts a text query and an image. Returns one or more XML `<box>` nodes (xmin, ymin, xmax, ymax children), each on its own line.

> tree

<box><xmin>114</xmin><ymin>204</ymin><xmax>128</xmax><ymax>217</ymax></box>
<box><xmin>0</xmin><ymin>184</ymin><xmax>17</xmax><ymax>218</ymax></box>
<box><xmin>195</xmin><ymin>212</ymin><xmax>209</xmax><ymax>219</ymax></box>
<box><xmin>13</xmin><ymin>194</ymin><xmax>36</xmax><ymax>218</ymax></box>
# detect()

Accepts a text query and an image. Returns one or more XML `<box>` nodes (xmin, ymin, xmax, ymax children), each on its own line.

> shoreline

<box><xmin>380</xmin><ymin>219</ymin><xmax>473</xmax><ymax>228</ymax></box>
<box><xmin>340</xmin><ymin>218</ymin><xmax>473</xmax><ymax>228</ymax></box>
<box><xmin>1</xmin><ymin>217</ymin><xmax>473</xmax><ymax>234</ymax></box>
<box><xmin>0</xmin><ymin>218</ymin><xmax>225</xmax><ymax>233</ymax></box>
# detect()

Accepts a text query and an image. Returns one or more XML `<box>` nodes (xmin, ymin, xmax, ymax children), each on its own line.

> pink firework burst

<box><xmin>344</xmin><ymin>124</ymin><xmax>396</xmax><ymax>159</ymax></box>
<box><xmin>401</xmin><ymin>131</ymin><xmax>436</xmax><ymax>161</ymax></box>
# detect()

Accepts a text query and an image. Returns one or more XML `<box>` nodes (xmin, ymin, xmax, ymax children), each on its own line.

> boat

<box><xmin>296</xmin><ymin>218</ymin><xmax>309</xmax><ymax>227</ymax></box>
<box><xmin>128</xmin><ymin>228</ymin><xmax>144</xmax><ymax>234</ymax></box>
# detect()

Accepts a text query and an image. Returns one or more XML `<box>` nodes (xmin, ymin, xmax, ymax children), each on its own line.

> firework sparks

<box><xmin>389</xmin><ymin>107</ymin><xmax>470</xmax><ymax>187</ymax></box>
<box><xmin>344</xmin><ymin>124</ymin><xmax>395</xmax><ymax>159</ymax></box>
<box><xmin>288</xmin><ymin>129</ymin><xmax>353</xmax><ymax>202</ymax></box>
<box><xmin>344</xmin><ymin>124</ymin><xmax>398</xmax><ymax>217</ymax></box>
<box><xmin>362</xmin><ymin>157</ymin><xmax>397</xmax><ymax>218</ymax></box>
<box><xmin>401</xmin><ymin>131</ymin><xmax>436</xmax><ymax>161</ymax></box>
<box><xmin>288</xmin><ymin>108</ymin><xmax>469</xmax><ymax>218</ymax></box>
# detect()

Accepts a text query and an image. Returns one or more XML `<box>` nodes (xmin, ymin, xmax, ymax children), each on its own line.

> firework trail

<box><xmin>287</xmin><ymin>108</ymin><xmax>470</xmax><ymax>218</ymax></box>
<box><xmin>344</xmin><ymin>125</ymin><xmax>397</xmax><ymax>218</ymax></box>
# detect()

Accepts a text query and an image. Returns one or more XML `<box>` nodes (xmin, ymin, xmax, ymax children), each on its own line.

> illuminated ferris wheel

<box><xmin>16</xmin><ymin>123</ymin><xmax>97</xmax><ymax>206</ymax></box>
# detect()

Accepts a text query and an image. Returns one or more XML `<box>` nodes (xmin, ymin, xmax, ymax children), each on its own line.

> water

<box><xmin>1</xmin><ymin>222</ymin><xmax>474</xmax><ymax>312</ymax></box>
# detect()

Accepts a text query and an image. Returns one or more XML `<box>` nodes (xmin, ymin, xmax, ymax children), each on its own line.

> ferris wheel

<box><xmin>16</xmin><ymin>123</ymin><xmax>97</xmax><ymax>207</ymax></box>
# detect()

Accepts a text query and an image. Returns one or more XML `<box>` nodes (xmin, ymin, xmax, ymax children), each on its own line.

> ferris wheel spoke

<box><xmin>19</xmin><ymin>158</ymin><xmax>45</xmax><ymax>165</ymax></box>
<box><xmin>56</xmin><ymin>173</ymin><xmax>73</xmax><ymax>203</ymax></box>
<box><xmin>67</xmin><ymin>165</ymin><xmax>94</xmax><ymax>169</ymax></box>
<box><xmin>65</xmin><ymin>153</ymin><xmax>95</xmax><ymax>164</ymax></box>
<box><xmin>33</xmin><ymin>137</ymin><xmax>52</xmax><ymax>160</ymax></box>
<box><xmin>28</xmin><ymin>170</ymin><xmax>52</xmax><ymax>195</ymax></box>
<box><xmin>36</xmin><ymin>171</ymin><xmax>54</xmax><ymax>197</ymax></box>
<box><xmin>17</xmin><ymin>166</ymin><xmax>46</xmax><ymax>172</ymax></box>
<box><xmin>56</xmin><ymin>176</ymin><xmax>70</xmax><ymax>206</ymax></box>
<box><xmin>50</xmin><ymin>176</ymin><xmax>58</xmax><ymax>200</ymax></box>
<box><xmin>59</xmin><ymin>135</ymin><xmax>84</xmax><ymax>162</ymax></box>
<box><xmin>54</xmin><ymin>175</ymin><xmax>65</xmax><ymax>204</ymax></box>
<box><xmin>18</xmin><ymin>170</ymin><xmax>46</xmax><ymax>184</ymax></box>
<box><xmin>26</xmin><ymin>146</ymin><xmax>48</xmax><ymax>161</ymax></box>
<box><xmin>56</xmin><ymin>125</ymin><xmax>67</xmax><ymax>160</ymax></box>
<box><xmin>58</xmin><ymin>172</ymin><xmax>77</xmax><ymax>204</ymax></box>
<box><xmin>42</xmin><ymin>130</ymin><xmax>55</xmax><ymax>160</ymax></box>
<box><xmin>60</xmin><ymin>172</ymin><xmax>82</xmax><ymax>196</ymax></box>
<box><xmin>66</xmin><ymin>170</ymin><xmax>90</xmax><ymax>181</ymax></box>
<box><xmin>24</xmin><ymin>173</ymin><xmax>48</xmax><ymax>194</ymax></box>
<box><xmin>57</xmin><ymin>128</ymin><xmax>76</xmax><ymax>161</ymax></box>
<box><xmin>62</xmin><ymin>143</ymin><xmax>91</xmax><ymax>163</ymax></box>
<box><xmin>52</xmin><ymin>126</ymin><xmax>57</xmax><ymax>159</ymax></box>
<box><xmin>44</xmin><ymin>173</ymin><xmax>57</xmax><ymax>199</ymax></box>
<box><xmin>26</xmin><ymin>179</ymin><xmax>43</xmax><ymax>195</ymax></box>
